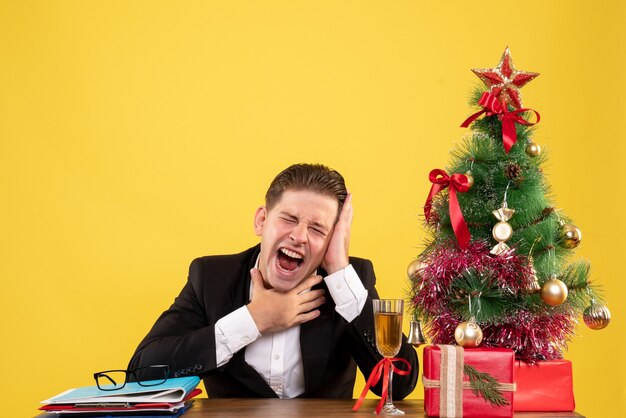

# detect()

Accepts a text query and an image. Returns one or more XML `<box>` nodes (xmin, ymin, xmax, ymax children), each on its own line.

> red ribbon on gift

<box><xmin>424</xmin><ymin>169</ymin><xmax>471</xmax><ymax>249</ymax></box>
<box><xmin>352</xmin><ymin>357</ymin><xmax>411</xmax><ymax>414</ymax></box>
<box><xmin>461</xmin><ymin>91</ymin><xmax>540</xmax><ymax>153</ymax></box>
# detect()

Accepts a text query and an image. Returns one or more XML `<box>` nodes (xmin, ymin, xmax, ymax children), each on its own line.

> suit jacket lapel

<box><xmin>227</xmin><ymin>244</ymin><xmax>260</xmax><ymax>310</ymax></box>
<box><xmin>225</xmin><ymin>245</ymin><xmax>278</xmax><ymax>397</ymax></box>
<box><xmin>300</xmin><ymin>275</ymin><xmax>335</xmax><ymax>394</ymax></box>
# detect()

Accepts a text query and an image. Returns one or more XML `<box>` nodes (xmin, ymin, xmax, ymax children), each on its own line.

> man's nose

<box><xmin>289</xmin><ymin>222</ymin><xmax>308</xmax><ymax>243</ymax></box>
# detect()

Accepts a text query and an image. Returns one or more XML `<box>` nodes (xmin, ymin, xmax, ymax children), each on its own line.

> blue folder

<box><xmin>44</xmin><ymin>376</ymin><xmax>200</xmax><ymax>404</ymax></box>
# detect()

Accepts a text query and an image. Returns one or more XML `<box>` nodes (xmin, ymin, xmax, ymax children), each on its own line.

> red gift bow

<box><xmin>352</xmin><ymin>357</ymin><xmax>412</xmax><ymax>414</ymax></box>
<box><xmin>424</xmin><ymin>169</ymin><xmax>471</xmax><ymax>249</ymax></box>
<box><xmin>461</xmin><ymin>91</ymin><xmax>540</xmax><ymax>153</ymax></box>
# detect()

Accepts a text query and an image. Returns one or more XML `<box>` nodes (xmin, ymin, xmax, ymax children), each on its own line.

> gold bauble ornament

<box><xmin>525</xmin><ymin>142</ymin><xmax>542</xmax><ymax>157</ymax></box>
<box><xmin>454</xmin><ymin>320</ymin><xmax>483</xmax><ymax>348</ymax></box>
<box><xmin>407</xmin><ymin>259</ymin><xmax>427</xmax><ymax>278</ymax></box>
<box><xmin>541</xmin><ymin>276</ymin><xmax>568</xmax><ymax>306</ymax></box>
<box><xmin>465</xmin><ymin>171</ymin><xmax>474</xmax><ymax>189</ymax></box>
<box><xmin>583</xmin><ymin>302</ymin><xmax>611</xmax><ymax>330</ymax></box>
<box><xmin>559</xmin><ymin>223</ymin><xmax>582</xmax><ymax>249</ymax></box>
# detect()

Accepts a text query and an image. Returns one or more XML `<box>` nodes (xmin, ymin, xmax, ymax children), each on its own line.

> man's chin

<box><xmin>268</xmin><ymin>269</ymin><xmax>309</xmax><ymax>292</ymax></box>
<box><xmin>268</xmin><ymin>280</ymin><xmax>299</xmax><ymax>293</ymax></box>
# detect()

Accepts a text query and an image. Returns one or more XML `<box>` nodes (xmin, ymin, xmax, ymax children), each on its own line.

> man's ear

<box><xmin>253</xmin><ymin>206</ymin><xmax>267</xmax><ymax>236</ymax></box>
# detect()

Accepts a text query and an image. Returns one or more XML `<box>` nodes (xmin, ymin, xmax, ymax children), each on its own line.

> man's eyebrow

<box><xmin>278</xmin><ymin>211</ymin><xmax>298</xmax><ymax>220</ymax></box>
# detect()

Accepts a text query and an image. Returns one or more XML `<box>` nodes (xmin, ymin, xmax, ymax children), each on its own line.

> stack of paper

<box><xmin>39</xmin><ymin>376</ymin><xmax>201</xmax><ymax>417</ymax></box>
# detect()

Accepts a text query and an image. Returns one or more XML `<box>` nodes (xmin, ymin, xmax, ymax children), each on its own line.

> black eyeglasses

<box><xmin>93</xmin><ymin>365</ymin><xmax>170</xmax><ymax>391</ymax></box>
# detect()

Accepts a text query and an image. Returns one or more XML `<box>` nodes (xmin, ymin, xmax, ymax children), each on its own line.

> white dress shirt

<box><xmin>213</xmin><ymin>264</ymin><xmax>368</xmax><ymax>398</ymax></box>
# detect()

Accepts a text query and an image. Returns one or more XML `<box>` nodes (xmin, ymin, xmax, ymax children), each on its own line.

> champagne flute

<box><xmin>372</xmin><ymin>299</ymin><xmax>404</xmax><ymax>415</ymax></box>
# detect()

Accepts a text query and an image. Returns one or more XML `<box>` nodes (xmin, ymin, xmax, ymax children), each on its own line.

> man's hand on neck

<box><xmin>247</xmin><ymin>268</ymin><xmax>326</xmax><ymax>334</ymax></box>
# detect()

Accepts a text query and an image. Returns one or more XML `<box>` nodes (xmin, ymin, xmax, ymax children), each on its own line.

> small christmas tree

<box><xmin>409</xmin><ymin>48</ymin><xmax>610</xmax><ymax>363</ymax></box>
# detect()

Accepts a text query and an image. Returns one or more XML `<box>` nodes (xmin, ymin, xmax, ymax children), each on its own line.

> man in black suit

<box><xmin>129</xmin><ymin>164</ymin><xmax>418</xmax><ymax>399</ymax></box>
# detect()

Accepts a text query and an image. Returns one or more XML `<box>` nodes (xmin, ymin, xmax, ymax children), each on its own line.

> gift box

<box><xmin>423</xmin><ymin>345</ymin><xmax>515</xmax><ymax>418</ymax></box>
<box><xmin>513</xmin><ymin>359</ymin><xmax>575</xmax><ymax>411</ymax></box>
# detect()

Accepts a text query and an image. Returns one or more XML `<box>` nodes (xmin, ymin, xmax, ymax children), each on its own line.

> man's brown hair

<box><xmin>265</xmin><ymin>164</ymin><xmax>347</xmax><ymax>216</ymax></box>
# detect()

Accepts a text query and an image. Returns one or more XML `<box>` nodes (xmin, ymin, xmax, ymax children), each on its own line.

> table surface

<box><xmin>181</xmin><ymin>398</ymin><xmax>585</xmax><ymax>417</ymax></box>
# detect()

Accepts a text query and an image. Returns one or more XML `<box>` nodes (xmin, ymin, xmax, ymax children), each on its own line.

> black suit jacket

<box><xmin>129</xmin><ymin>245</ymin><xmax>418</xmax><ymax>399</ymax></box>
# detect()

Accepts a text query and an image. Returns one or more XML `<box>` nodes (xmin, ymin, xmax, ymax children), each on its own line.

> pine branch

<box><xmin>449</xmin><ymin>268</ymin><xmax>522</xmax><ymax>322</ymax></box>
<box><xmin>463</xmin><ymin>364</ymin><xmax>509</xmax><ymax>407</ymax></box>
<box><xmin>560</xmin><ymin>260</ymin><xmax>597</xmax><ymax>311</ymax></box>
<box><xmin>516</xmin><ymin>207</ymin><xmax>556</xmax><ymax>229</ymax></box>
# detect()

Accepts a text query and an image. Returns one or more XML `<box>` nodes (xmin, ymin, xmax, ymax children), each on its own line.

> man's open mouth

<box><xmin>277</xmin><ymin>247</ymin><xmax>304</xmax><ymax>272</ymax></box>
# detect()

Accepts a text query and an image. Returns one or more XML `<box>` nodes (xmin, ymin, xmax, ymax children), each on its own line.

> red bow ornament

<box><xmin>424</xmin><ymin>169</ymin><xmax>471</xmax><ymax>249</ymax></box>
<box><xmin>461</xmin><ymin>91</ymin><xmax>540</xmax><ymax>153</ymax></box>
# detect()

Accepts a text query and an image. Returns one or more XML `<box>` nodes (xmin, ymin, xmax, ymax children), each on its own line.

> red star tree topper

<box><xmin>472</xmin><ymin>47</ymin><xmax>539</xmax><ymax>109</ymax></box>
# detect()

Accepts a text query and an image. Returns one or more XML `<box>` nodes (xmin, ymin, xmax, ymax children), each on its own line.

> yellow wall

<box><xmin>1</xmin><ymin>1</ymin><xmax>624</xmax><ymax>416</ymax></box>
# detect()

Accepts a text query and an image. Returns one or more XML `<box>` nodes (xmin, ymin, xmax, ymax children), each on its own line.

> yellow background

<box><xmin>1</xmin><ymin>1</ymin><xmax>624</xmax><ymax>416</ymax></box>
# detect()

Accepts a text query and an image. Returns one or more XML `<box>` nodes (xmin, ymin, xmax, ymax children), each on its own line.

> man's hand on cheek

<box><xmin>321</xmin><ymin>193</ymin><xmax>353</xmax><ymax>274</ymax></box>
<box><xmin>247</xmin><ymin>268</ymin><xmax>326</xmax><ymax>334</ymax></box>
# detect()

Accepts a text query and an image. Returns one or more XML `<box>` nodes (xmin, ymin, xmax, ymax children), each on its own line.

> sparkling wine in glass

<box><xmin>372</xmin><ymin>299</ymin><xmax>404</xmax><ymax>415</ymax></box>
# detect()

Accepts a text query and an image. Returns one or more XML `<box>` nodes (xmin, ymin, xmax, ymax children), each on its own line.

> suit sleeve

<box><xmin>128</xmin><ymin>258</ymin><xmax>220</xmax><ymax>378</ymax></box>
<box><xmin>345</xmin><ymin>259</ymin><xmax>419</xmax><ymax>400</ymax></box>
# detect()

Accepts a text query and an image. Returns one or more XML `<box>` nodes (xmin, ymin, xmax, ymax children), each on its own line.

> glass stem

<box><xmin>384</xmin><ymin>364</ymin><xmax>394</xmax><ymax>409</ymax></box>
